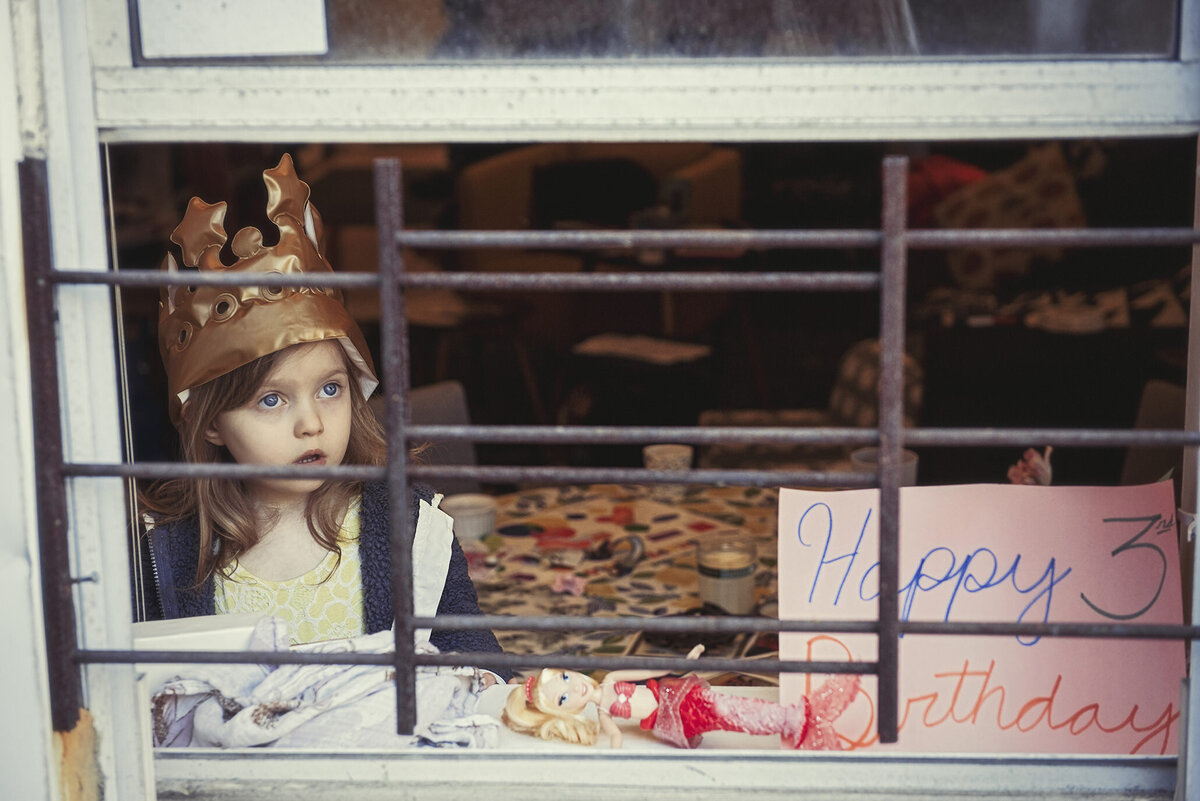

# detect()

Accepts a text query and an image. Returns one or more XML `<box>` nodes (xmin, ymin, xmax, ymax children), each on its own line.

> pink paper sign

<box><xmin>779</xmin><ymin>481</ymin><xmax>1184</xmax><ymax>754</ymax></box>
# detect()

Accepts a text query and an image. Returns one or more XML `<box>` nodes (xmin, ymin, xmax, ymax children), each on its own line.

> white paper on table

<box><xmin>573</xmin><ymin>334</ymin><xmax>711</xmax><ymax>365</ymax></box>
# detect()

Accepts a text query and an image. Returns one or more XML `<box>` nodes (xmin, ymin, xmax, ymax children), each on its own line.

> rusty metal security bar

<box><xmin>29</xmin><ymin>154</ymin><xmax>1200</xmax><ymax>744</ymax></box>
<box><xmin>22</xmin><ymin>159</ymin><xmax>82</xmax><ymax>733</ymax></box>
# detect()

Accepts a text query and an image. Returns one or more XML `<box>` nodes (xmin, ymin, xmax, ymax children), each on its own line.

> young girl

<box><xmin>503</xmin><ymin>645</ymin><xmax>859</xmax><ymax>750</ymax></box>
<box><xmin>139</xmin><ymin>153</ymin><xmax>504</xmax><ymax>670</ymax></box>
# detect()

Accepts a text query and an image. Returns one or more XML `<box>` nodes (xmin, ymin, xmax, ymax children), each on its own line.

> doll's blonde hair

<box><xmin>501</xmin><ymin>669</ymin><xmax>600</xmax><ymax>745</ymax></box>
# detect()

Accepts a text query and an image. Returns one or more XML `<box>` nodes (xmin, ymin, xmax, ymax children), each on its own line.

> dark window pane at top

<box><xmin>907</xmin><ymin>0</ymin><xmax>1176</xmax><ymax>58</ymax></box>
<box><xmin>272</xmin><ymin>0</ymin><xmax>1179</xmax><ymax>63</ymax></box>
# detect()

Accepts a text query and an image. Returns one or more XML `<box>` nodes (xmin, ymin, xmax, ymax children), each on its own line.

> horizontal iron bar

<box><xmin>400</xmin><ymin>272</ymin><xmax>880</xmax><ymax>292</ymax></box>
<box><xmin>84</xmin><ymin>613</ymin><xmax>1200</xmax><ymax>669</ymax></box>
<box><xmin>421</xmin><ymin>616</ymin><xmax>1200</xmax><ymax>641</ymax></box>
<box><xmin>78</xmin><ymin>616</ymin><xmax>1199</xmax><ymax>668</ymax></box>
<box><xmin>64</xmin><ymin>460</ymin><xmax>876</xmax><ymax>487</ymax></box>
<box><xmin>908</xmin><ymin>227</ymin><xmax>1200</xmax><ymax>249</ymax></box>
<box><xmin>399</xmin><ymin>226</ymin><xmax>1200</xmax><ymax>251</ymax></box>
<box><xmin>406</xmin><ymin>424</ymin><xmax>878</xmax><ymax>446</ymax></box>
<box><xmin>49</xmin><ymin>270</ymin><xmax>382</xmax><ymax>289</ymax></box>
<box><xmin>90</xmin><ymin>648</ymin><xmax>397</xmax><ymax>666</ymax></box>
<box><xmin>54</xmin><ymin>268</ymin><xmax>880</xmax><ymax>293</ymax></box>
<box><xmin>413</xmin><ymin>653</ymin><xmax>874</xmax><ymax>675</ymax></box>
<box><xmin>900</xmin><ymin>620</ymin><xmax>1200</xmax><ymax>640</ymax></box>
<box><xmin>427</xmin><ymin>615</ymin><xmax>878</xmax><ymax>635</ymax></box>
<box><xmin>65</xmin><ymin>461</ymin><xmax>386</xmax><ymax>481</ymax></box>
<box><xmin>45</xmin><ymin>229</ymin><xmax>1200</xmax><ymax>291</ymax></box>
<box><xmin>66</xmin><ymin>423</ymin><xmax>1199</xmax><ymax>483</ymax></box>
<box><xmin>906</xmin><ymin>427</ymin><xmax>1200</xmax><ymax>448</ymax></box>
<box><xmin>406</xmin><ymin>464</ymin><xmax>874</xmax><ymax>487</ymax></box>
<box><xmin>404</xmin><ymin>424</ymin><xmax>1200</xmax><ymax>448</ymax></box>
<box><xmin>76</xmin><ymin>648</ymin><xmax>871</xmax><ymax>676</ymax></box>
<box><xmin>397</xmin><ymin>229</ymin><xmax>884</xmax><ymax>250</ymax></box>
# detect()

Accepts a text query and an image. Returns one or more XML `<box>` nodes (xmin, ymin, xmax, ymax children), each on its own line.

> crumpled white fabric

<box><xmin>414</xmin><ymin>494</ymin><xmax>454</xmax><ymax>646</ymax></box>
<box><xmin>150</xmin><ymin>617</ymin><xmax>498</xmax><ymax>749</ymax></box>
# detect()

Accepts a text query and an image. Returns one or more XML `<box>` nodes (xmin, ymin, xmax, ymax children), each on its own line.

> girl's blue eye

<box><xmin>258</xmin><ymin>393</ymin><xmax>281</xmax><ymax>409</ymax></box>
<box><xmin>558</xmin><ymin>693</ymin><xmax>568</xmax><ymax>707</ymax></box>
<box><xmin>321</xmin><ymin>382</ymin><xmax>340</xmax><ymax>398</ymax></box>
<box><xmin>561</xmin><ymin>672</ymin><xmax>569</xmax><ymax>681</ymax></box>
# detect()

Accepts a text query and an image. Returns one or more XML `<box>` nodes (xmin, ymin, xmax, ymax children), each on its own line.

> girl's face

<box><xmin>204</xmin><ymin>341</ymin><xmax>352</xmax><ymax>507</ymax></box>
<box><xmin>537</xmin><ymin>669</ymin><xmax>595</xmax><ymax>715</ymax></box>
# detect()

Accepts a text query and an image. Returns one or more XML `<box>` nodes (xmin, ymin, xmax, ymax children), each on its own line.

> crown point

<box><xmin>160</xmin><ymin>252</ymin><xmax>179</xmax><ymax>313</ymax></box>
<box><xmin>264</xmin><ymin>152</ymin><xmax>312</xmax><ymax>230</ymax></box>
<box><xmin>171</xmin><ymin>198</ymin><xmax>228</xmax><ymax>268</ymax></box>
<box><xmin>303</xmin><ymin>202</ymin><xmax>324</xmax><ymax>253</ymax></box>
<box><xmin>230</xmin><ymin>226</ymin><xmax>265</xmax><ymax>259</ymax></box>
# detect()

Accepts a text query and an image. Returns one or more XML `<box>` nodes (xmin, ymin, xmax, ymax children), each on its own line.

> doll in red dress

<box><xmin>502</xmin><ymin>645</ymin><xmax>859</xmax><ymax>750</ymax></box>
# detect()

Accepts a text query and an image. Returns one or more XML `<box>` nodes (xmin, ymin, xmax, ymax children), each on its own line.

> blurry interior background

<box><xmin>108</xmin><ymin>134</ymin><xmax>1194</xmax><ymax>497</ymax></box>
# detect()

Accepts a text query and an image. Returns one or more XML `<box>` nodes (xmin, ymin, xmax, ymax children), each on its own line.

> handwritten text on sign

<box><xmin>778</xmin><ymin>482</ymin><xmax>1184</xmax><ymax>754</ymax></box>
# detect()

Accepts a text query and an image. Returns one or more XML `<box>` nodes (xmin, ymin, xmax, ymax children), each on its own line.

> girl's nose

<box><xmin>294</xmin><ymin>401</ymin><xmax>325</xmax><ymax>437</ymax></box>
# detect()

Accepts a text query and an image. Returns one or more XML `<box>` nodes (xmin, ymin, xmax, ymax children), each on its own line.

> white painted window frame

<box><xmin>83</xmin><ymin>0</ymin><xmax>1200</xmax><ymax>143</ymax></box>
<box><xmin>14</xmin><ymin>0</ymin><xmax>1200</xmax><ymax>798</ymax></box>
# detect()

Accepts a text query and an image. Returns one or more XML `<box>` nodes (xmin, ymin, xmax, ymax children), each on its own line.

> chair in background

<box><xmin>455</xmin><ymin>142</ymin><xmax>743</xmax><ymax>348</ymax></box>
<box><xmin>410</xmin><ymin>380</ymin><xmax>481</xmax><ymax>495</ymax></box>
<box><xmin>1118</xmin><ymin>378</ymin><xmax>1191</xmax><ymax>621</ymax></box>
<box><xmin>456</xmin><ymin>142</ymin><xmax>742</xmax><ymax>274</ymax></box>
<box><xmin>372</xmin><ymin>380</ymin><xmax>481</xmax><ymax>495</ymax></box>
<box><xmin>1120</xmin><ymin>378</ymin><xmax>1186</xmax><ymax>505</ymax></box>
<box><xmin>698</xmin><ymin>339</ymin><xmax>924</xmax><ymax>473</ymax></box>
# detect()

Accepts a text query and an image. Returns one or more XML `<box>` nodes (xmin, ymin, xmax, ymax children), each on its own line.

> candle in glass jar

<box><xmin>696</xmin><ymin>535</ymin><xmax>757</xmax><ymax>615</ymax></box>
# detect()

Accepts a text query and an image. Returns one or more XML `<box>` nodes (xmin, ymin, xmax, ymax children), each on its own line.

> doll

<box><xmin>503</xmin><ymin>645</ymin><xmax>859</xmax><ymax>749</ymax></box>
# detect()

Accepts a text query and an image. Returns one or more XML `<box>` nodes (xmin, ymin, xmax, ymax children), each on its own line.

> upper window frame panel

<box><xmin>86</xmin><ymin>0</ymin><xmax>1200</xmax><ymax>142</ymax></box>
<box><xmin>92</xmin><ymin>60</ymin><xmax>1200</xmax><ymax>144</ymax></box>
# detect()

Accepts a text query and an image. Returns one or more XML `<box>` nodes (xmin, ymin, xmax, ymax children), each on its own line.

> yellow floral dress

<box><xmin>214</xmin><ymin>502</ymin><xmax>365</xmax><ymax>645</ymax></box>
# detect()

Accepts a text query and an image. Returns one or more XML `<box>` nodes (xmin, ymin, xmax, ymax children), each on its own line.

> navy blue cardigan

<box><xmin>143</xmin><ymin>482</ymin><xmax>506</xmax><ymax>674</ymax></box>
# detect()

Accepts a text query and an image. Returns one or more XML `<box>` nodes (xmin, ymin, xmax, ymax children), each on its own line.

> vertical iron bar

<box><xmin>20</xmin><ymin>158</ymin><xmax>82</xmax><ymax>731</ymax></box>
<box><xmin>876</xmin><ymin>155</ymin><xmax>909</xmax><ymax>744</ymax></box>
<box><xmin>1184</xmin><ymin>135</ymin><xmax>1200</xmax><ymax>603</ymax></box>
<box><xmin>375</xmin><ymin>157</ymin><xmax>417</xmax><ymax>734</ymax></box>
<box><xmin>1185</xmin><ymin>531</ymin><xmax>1200</xmax><ymax>801</ymax></box>
<box><xmin>1181</xmin><ymin>133</ymin><xmax>1200</xmax><ymax>801</ymax></box>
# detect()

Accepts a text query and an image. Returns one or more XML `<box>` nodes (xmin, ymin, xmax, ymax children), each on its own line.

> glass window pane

<box><xmin>138</xmin><ymin>0</ymin><xmax>1179</xmax><ymax>64</ymax></box>
<box><xmin>329</xmin><ymin>0</ymin><xmax>1178</xmax><ymax>61</ymax></box>
<box><xmin>906</xmin><ymin>0</ymin><xmax>1178</xmax><ymax>58</ymax></box>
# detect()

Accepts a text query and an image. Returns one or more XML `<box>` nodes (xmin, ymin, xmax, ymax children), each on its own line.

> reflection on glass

<box><xmin>144</xmin><ymin>0</ymin><xmax>1179</xmax><ymax>63</ymax></box>
<box><xmin>906</xmin><ymin>0</ymin><xmax>1176</xmax><ymax>58</ymax></box>
<box><xmin>321</xmin><ymin>0</ymin><xmax>1176</xmax><ymax>62</ymax></box>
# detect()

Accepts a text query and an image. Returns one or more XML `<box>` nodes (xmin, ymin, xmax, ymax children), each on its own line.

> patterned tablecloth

<box><xmin>462</xmin><ymin>484</ymin><xmax>780</xmax><ymax>661</ymax></box>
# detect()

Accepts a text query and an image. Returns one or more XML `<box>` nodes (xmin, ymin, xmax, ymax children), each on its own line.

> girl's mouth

<box><xmin>295</xmin><ymin>451</ymin><xmax>325</xmax><ymax>465</ymax></box>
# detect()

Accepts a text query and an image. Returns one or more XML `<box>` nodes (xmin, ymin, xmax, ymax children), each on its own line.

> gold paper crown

<box><xmin>158</xmin><ymin>153</ymin><xmax>378</xmax><ymax>425</ymax></box>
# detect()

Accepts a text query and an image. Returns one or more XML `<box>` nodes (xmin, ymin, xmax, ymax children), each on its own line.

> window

<box><xmin>134</xmin><ymin>0</ymin><xmax>1179</xmax><ymax>64</ymax></box>
<box><xmin>10</xmin><ymin>0</ymin><xmax>1200</xmax><ymax>799</ymax></box>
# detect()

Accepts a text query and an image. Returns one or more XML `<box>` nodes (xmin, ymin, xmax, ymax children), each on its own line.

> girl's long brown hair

<box><xmin>138</xmin><ymin>343</ymin><xmax>386</xmax><ymax>587</ymax></box>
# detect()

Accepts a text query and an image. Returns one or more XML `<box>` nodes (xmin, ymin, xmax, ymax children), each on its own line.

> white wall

<box><xmin>0</xmin><ymin>0</ymin><xmax>57</xmax><ymax>798</ymax></box>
